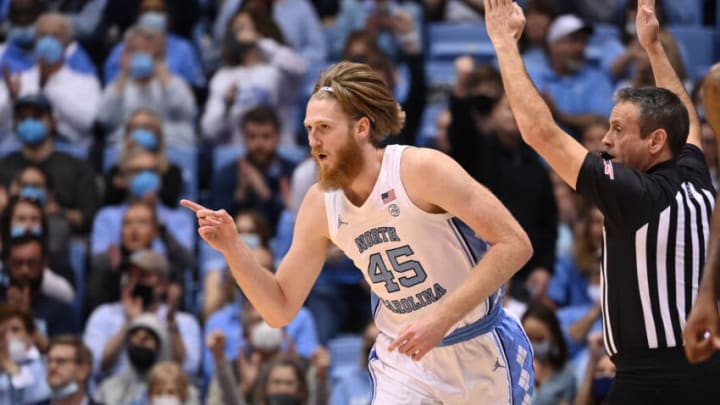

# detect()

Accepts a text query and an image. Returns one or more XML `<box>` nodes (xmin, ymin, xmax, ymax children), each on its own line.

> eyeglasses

<box><xmin>47</xmin><ymin>356</ymin><xmax>76</xmax><ymax>366</ymax></box>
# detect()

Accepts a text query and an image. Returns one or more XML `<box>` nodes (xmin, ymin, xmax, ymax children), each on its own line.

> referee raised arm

<box><xmin>486</xmin><ymin>0</ymin><xmax>720</xmax><ymax>403</ymax></box>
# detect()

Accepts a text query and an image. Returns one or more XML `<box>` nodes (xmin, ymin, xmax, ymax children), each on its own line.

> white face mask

<box><xmin>51</xmin><ymin>382</ymin><xmax>79</xmax><ymax>400</ymax></box>
<box><xmin>250</xmin><ymin>321</ymin><xmax>283</xmax><ymax>353</ymax></box>
<box><xmin>587</xmin><ymin>284</ymin><xmax>602</xmax><ymax>305</ymax></box>
<box><xmin>151</xmin><ymin>395</ymin><xmax>182</xmax><ymax>405</ymax></box>
<box><xmin>7</xmin><ymin>336</ymin><xmax>27</xmax><ymax>363</ymax></box>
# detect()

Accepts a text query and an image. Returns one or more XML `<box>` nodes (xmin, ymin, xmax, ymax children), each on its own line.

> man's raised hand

<box><xmin>636</xmin><ymin>0</ymin><xmax>660</xmax><ymax>50</ymax></box>
<box><xmin>484</xmin><ymin>0</ymin><xmax>526</xmax><ymax>46</ymax></box>
<box><xmin>181</xmin><ymin>199</ymin><xmax>238</xmax><ymax>254</ymax></box>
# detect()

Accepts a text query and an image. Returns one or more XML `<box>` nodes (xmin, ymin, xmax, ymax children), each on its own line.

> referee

<box><xmin>485</xmin><ymin>0</ymin><xmax>720</xmax><ymax>403</ymax></box>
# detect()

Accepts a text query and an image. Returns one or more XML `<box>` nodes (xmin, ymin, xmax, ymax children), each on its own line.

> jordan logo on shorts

<box><xmin>338</xmin><ymin>216</ymin><xmax>348</xmax><ymax>227</ymax></box>
<box><xmin>493</xmin><ymin>357</ymin><xmax>506</xmax><ymax>372</ymax></box>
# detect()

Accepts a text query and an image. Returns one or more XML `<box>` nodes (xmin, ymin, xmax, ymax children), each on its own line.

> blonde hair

<box><xmin>147</xmin><ymin>361</ymin><xmax>189</xmax><ymax>401</ymax></box>
<box><xmin>312</xmin><ymin>61</ymin><xmax>405</xmax><ymax>146</ymax></box>
<box><xmin>121</xmin><ymin>109</ymin><xmax>169</xmax><ymax>172</ymax></box>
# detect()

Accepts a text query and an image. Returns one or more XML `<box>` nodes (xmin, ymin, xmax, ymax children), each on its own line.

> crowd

<box><xmin>0</xmin><ymin>0</ymin><xmax>717</xmax><ymax>404</ymax></box>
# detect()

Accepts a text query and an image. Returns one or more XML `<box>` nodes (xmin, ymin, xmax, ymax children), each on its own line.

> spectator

<box><xmin>519</xmin><ymin>0</ymin><xmax>557</xmax><ymax>68</ymax></box>
<box><xmin>146</xmin><ymin>361</ymin><xmax>200</xmax><ymax>405</ymax></box>
<box><xmin>0</xmin><ymin>303</ymin><xmax>51</xmax><ymax>404</ymax></box>
<box><xmin>580</xmin><ymin>117</ymin><xmax>608</xmax><ymax>156</ymax></box>
<box><xmin>449</xmin><ymin>57</ymin><xmax>557</xmax><ymax>303</ymax></box>
<box><xmin>5</xmin><ymin>165</ymin><xmax>73</xmax><ymax>282</ymax></box>
<box><xmin>91</xmin><ymin>148</ymin><xmax>194</xmax><ymax>254</ymax></box>
<box><xmin>83</xmin><ymin>250</ymin><xmax>201</xmax><ymax>381</ymax></box>
<box><xmin>1</xmin><ymin>234</ymin><xmax>80</xmax><ymax>336</ymax></box>
<box><xmin>85</xmin><ymin>201</ymin><xmax>193</xmax><ymax>313</ymax></box>
<box><xmin>527</xmin><ymin>14</ymin><xmax>614</xmax><ymax>137</ymax></box>
<box><xmin>213</xmin><ymin>0</ymin><xmax>327</xmax><ymax>65</ymax></box>
<box><xmin>2</xmin><ymin>13</ymin><xmax>101</xmax><ymax>146</ymax></box>
<box><xmin>103</xmin><ymin>0</ymin><xmax>205</xmax><ymax>89</ymax></box>
<box><xmin>103</xmin><ymin>109</ymin><xmax>184</xmax><ymax>207</ymax></box>
<box><xmin>1</xmin><ymin>2</ymin><xmax>97</xmax><ymax>76</ymax></box>
<box><xmin>574</xmin><ymin>332</ymin><xmax>615</xmax><ymax>405</ymax></box>
<box><xmin>0</xmin><ymin>196</ymin><xmax>74</xmax><ymax>304</ymax></box>
<box><xmin>41</xmin><ymin>335</ymin><xmax>101</xmax><ymax>405</ymax></box>
<box><xmin>93</xmin><ymin>313</ymin><xmax>171</xmax><ymax>405</ymax></box>
<box><xmin>96</xmin><ymin>24</ymin><xmax>197</xmax><ymax>148</ymax></box>
<box><xmin>700</xmin><ymin>120</ymin><xmax>718</xmax><ymax>189</ymax></box>
<box><xmin>425</xmin><ymin>0</ymin><xmax>484</xmax><ymax>22</ymax></box>
<box><xmin>211</xmin><ymin>106</ymin><xmax>296</xmax><ymax>234</ymax></box>
<box><xmin>522</xmin><ymin>303</ymin><xmax>576</xmax><ymax>405</ymax></box>
<box><xmin>0</xmin><ymin>94</ymin><xmax>101</xmax><ymax>233</ymax></box>
<box><xmin>201</xmin><ymin>7</ymin><xmax>307</xmax><ymax>146</ymax></box>
<box><xmin>251</xmin><ymin>355</ymin><xmax>311</xmax><ymax>405</ymax></box>
<box><xmin>614</xmin><ymin>31</ymin><xmax>686</xmax><ymax>91</ymax></box>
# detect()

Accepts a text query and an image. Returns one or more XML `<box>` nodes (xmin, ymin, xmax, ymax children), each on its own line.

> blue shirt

<box><xmin>527</xmin><ymin>62</ymin><xmax>614</xmax><ymax>133</ymax></box>
<box><xmin>0</xmin><ymin>347</ymin><xmax>51</xmax><ymax>405</ymax></box>
<box><xmin>104</xmin><ymin>34</ymin><xmax>205</xmax><ymax>88</ymax></box>
<box><xmin>90</xmin><ymin>202</ymin><xmax>194</xmax><ymax>255</ymax></box>
<box><xmin>330</xmin><ymin>368</ymin><xmax>371</xmax><ymax>405</ymax></box>
<box><xmin>202</xmin><ymin>301</ymin><xmax>320</xmax><ymax>381</ymax></box>
<box><xmin>1</xmin><ymin>41</ymin><xmax>97</xmax><ymax>76</ymax></box>
<box><xmin>556</xmin><ymin>304</ymin><xmax>602</xmax><ymax>360</ymax></box>
<box><xmin>547</xmin><ymin>255</ymin><xmax>592</xmax><ymax>308</ymax></box>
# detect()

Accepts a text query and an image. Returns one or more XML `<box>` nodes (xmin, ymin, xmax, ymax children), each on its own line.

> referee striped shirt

<box><xmin>576</xmin><ymin>144</ymin><xmax>715</xmax><ymax>364</ymax></box>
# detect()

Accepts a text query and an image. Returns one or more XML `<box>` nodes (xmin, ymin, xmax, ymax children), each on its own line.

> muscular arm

<box><xmin>486</xmin><ymin>1</ymin><xmax>588</xmax><ymax>189</ymax></box>
<box><xmin>402</xmin><ymin>148</ymin><xmax>533</xmax><ymax>329</ymax></box>
<box><xmin>638</xmin><ymin>0</ymin><xmax>701</xmax><ymax>148</ymax></box>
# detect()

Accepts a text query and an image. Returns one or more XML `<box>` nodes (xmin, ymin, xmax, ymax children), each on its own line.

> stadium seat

<box><xmin>327</xmin><ymin>334</ymin><xmax>364</xmax><ymax>386</ymax></box>
<box><xmin>416</xmin><ymin>103</ymin><xmax>447</xmax><ymax>148</ymax></box>
<box><xmin>0</xmin><ymin>141</ymin><xmax>88</xmax><ymax>159</ymax></box>
<box><xmin>427</xmin><ymin>23</ymin><xmax>495</xmax><ymax>62</ymax></box>
<box><xmin>425</xmin><ymin>61</ymin><xmax>456</xmax><ymax>105</ymax></box>
<box><xmin>666</xmin><ymin>25</ymin><xmax>715</xmax><ymax>81</ymax></box>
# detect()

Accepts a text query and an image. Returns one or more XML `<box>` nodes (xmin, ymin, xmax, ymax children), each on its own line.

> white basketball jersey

<box><xmin>325</xmin><ymin>145</ymin><xmax>500</xmax><ymax>340</ymax></box>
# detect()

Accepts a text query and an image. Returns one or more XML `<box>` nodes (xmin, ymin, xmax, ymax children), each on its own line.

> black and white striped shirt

<box><xmin>577</xmin><ymin>145</ymin><xmax>715</xmax><ymax>364</ymax></box>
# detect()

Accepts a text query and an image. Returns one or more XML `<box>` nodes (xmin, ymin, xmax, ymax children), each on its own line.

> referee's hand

<box><xmin>683</xmin><ymin>288</ymin><xmax>720</xmax><ymax>363</ymax></box>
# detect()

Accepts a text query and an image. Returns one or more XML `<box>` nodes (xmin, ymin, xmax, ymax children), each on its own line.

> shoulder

<box><xmin>400</xmin><ymin>146</ymin><xmax>463</xmax><ymax>182</ymax></box>
<box><xmin>87</xmin><ymin>302</ymin><xmax>122</xmax><ymax>320</ymax></box>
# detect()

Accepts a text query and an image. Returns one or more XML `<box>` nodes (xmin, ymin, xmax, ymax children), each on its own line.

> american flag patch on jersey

<box><xmin>381</xmin><ymin>189</ymin><xmax>396</xmax><ymax>204</ymax></box>
<box><xmin>603</xmin><ymin>159</ymin><xmax>615</xmax><ymax>180</ymax></box>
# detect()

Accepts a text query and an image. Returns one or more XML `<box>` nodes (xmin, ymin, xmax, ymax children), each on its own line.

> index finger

<box><xmin>180</xmin><ymin>199</ymin><xmax>207</xmax><ymax>212</ymax></box>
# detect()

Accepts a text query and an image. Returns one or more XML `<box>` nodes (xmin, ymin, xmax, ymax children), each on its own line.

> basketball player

<box><xmin>182</xmin><ymin>62</ymin><xmax>535</xmax><ymax>404</ymax></box>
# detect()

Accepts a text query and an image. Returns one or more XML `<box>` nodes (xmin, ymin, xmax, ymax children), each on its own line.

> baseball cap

<box><xmin>129</xmin><ymin>250</ymin><xmax>169</xmax><ymax>277</ymax></box>
<box><xmin>14</xmin><ymin>94</ymin><xmax>52</xmax><ymax>115</ymax></box>
<box><xmin>546</xmin><ymin>14</ymin><xmax>594</xmax><ymax>45</ymax></box>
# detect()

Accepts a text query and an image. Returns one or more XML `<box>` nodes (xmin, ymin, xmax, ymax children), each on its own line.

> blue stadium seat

<box><xmin>327</xmin><ymin>334</ymin><xmax>364</xmax><ymax>386</ymax></box>
<box><xmin>416</xmin><ymin>103</ymin><xmax>447</xmax><ymax>147</ymax></box>
<box><xmin>427</xmin><ymin>23</ymin><xmax>494</xmax><ymax>62</ymax></box>
<box><xmin>425</xmin><ymin>61</ymin><xmax>456</xmax><ymax>90</ymax></box>
<box><xmin>666</xmin><ymin>25</ymin><xmax>715</xmax><ymax>81</ymax></box>
<box><xmin>69</xmin><ymin>239</ymin><xmax>87</xmax><ymax>314</ymax></box>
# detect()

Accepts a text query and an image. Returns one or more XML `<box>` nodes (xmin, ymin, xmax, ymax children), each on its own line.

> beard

<box><xmin>314</xmin><ymin>131</ymin><xmax>364</xmax><ymax>190</ymax></box>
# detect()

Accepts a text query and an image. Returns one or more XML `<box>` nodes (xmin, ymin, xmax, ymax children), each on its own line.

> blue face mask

<box><xmin>139</xmin><ymin>11</ymin><xmax>168</xmax><ymax>32</ymax></box>
<box><xmin>50</xmin><ymin>382</ymin><xmax>79</xmax><ymax>400</ymax></box>
<box><xmin>592</xmin><ymin>376</ymin><xmax>613</xmax><ymax>402</ymax></box>
<box><xmin>34</xmin><ymin>35</ymin><xmax>64</xmax><ymax>64</ymax></box>
<box><xmin>8</xmin><ymin>25</ymin><xmax>36</xmax><ymax>48</ymax></box>
<box><xmin>130</xmin><ymin>52</ymin><xmax>155</xmax><ymax>79</ymax></box>
<box><xmin>130</xmin><ymin>170</ymin><xmax>160</xmax><ymax>198</ymax></box>
<box><xmin>11</xmin><ymin>223</ymin><xmax>42</xmax><ymax>238</ymax></box>
<box><xmin>16</xmin><ymin>118</ymin><xmax>48</xmax><ymax>146</ymax></box>
<box><xmin>531</xmin><ymin>340</ymin><xmax>556</xmax><ymax>361</ymax></box>
<box><xmin>131</xmin><ymin>129</ymin><xmax>158</xmax><ymax>151</ymax></box>
<box><xmin>19</xmin><ymin>186</ymin><xmax>47</xmax><ymax>206</ymax></box>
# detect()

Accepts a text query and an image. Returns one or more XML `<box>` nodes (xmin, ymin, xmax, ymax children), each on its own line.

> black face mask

<box><xmin>131</xmin><ymin>283</ymin><xmax>154</xmax><ymax>309</ymax></box>
<box><xmin>230</xmin><ymin>38</ymin><xmax>256</xmax><ymax>61</ymax></box>
<box><xmin>127</xmin><ymin>345</ymin><xmax>157</xmax><ymax>373</ymax></box>
<box><xmin>266</xmin><ymin>394</ymin><xmax>301</xmax><ymax>405</ymax></box>
<box><xmin>467</xmin><ymin>94</ymin><xmax>497</xmax><ymax>115</ymax></box>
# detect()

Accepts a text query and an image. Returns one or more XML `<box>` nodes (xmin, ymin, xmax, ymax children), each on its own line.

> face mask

<box><xmin>10</xmin><ymin>223</ymin><xmax>42</xmax><ymax>238</ymax></box>
<box><xmin>34</xmin><ymin>35</ymin><xmax>64</xmax><ymax>64</ymax></box>
<box><xmin>266</xmin><ymin>394</ymin><xmax>302</xmax><ymax>405</ymax></box>
<box><xmin>468</xmin><ymin>94</ymin><xmax>497</xmax><ymax>115</ymax></box>
<box><xmin>531</xmin><ymin>340</ymin><xmax>556</xmax><ymax>361</ymax></box>
<box><xmin>230</xmin><ymin>38</ymin><xmax>256</xmax><ymax>61</ymax></box>
<box><xmin>50</xmin><ymin>382</ymin><xmax>79</xmax><ymax>400</ymax></box>
<box><xmin>250</xmin><ymin>321</ymin><xmax>283</xmax><ymax>353</ymax></box>
<box><xmin>8</xmin><ymin>25</ymin><xmax>36</xmax><ymax>48</ymax></box>
<box><xmin>7</xmin><ymin>336</ymin><xmax>27</xmax><ymax>362</ymax></box>
<box><xmin>130</xmin><ymin>52</ymin><xmax>155</xmax><ymax>79</ymax></box>
<box><xmin>130</xmin><ymin>170</ymin><xmax>161</xmax><ymax>198</ymax></box>
<box><xmin>139</xmin><ymin>11</ymin><xmax>168</xmax><ymax>32</ymax></box>
<box><xmin>151</xmin><ymin>395</ymin><xmax>182</xmax><ymax>405</ymax></box>
<box><xmin>131</xmin><ymin>283</ymin><xmax>155</xmax><ymax>309</ymax></box>
<box><xmin>587</xmin><ymin>284</ymin><xmax>601</xmax><ymax>304</ymax></box>
<box><xmin>131</xmin><ymin>128</ymin><xmax>158</xmax><ymax>151</ymax></box>
<box><xmin>241</xmin><ymin>233</ymin><xmax>262</xmax><ymax>249</ymax></box>
<box><xmin>17</xmin><ymin>118</ymin><xmax>48</xmax><ymax>146</ymax></box>
<box><xmin>127</xmin><ymin>345</ymin><xmax>157</xmax><ymax>373</ymax></box>
<box><xmin>592</xmin><ymin>376</ymin><xmax>613</xmax><ymax>401</ymax></box>
<box><xmin>19</xmin><ymin>185</ymin><xmax>47</xmax><ymax>206</ymax></box>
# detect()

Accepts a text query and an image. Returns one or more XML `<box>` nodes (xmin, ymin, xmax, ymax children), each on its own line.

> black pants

<box><xmin>607</xmin><ymin>350</ymin><xmax>720</xmax><ymax>405</ymax></box>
